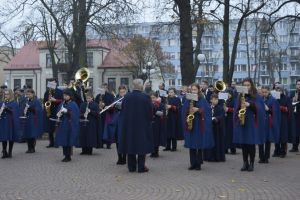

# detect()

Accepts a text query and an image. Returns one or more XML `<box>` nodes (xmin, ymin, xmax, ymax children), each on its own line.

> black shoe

<box><xmin>171</xmin><ymin>149</ymin><xmax>177</xmax><ymax>152</ymax></box>
<box><xmin>150</xmin><ymin>153</ymin><xmax>159</xmax><ymax>158</ymax></box>
<box><xmin>241</xmin><ymin>162</ymin><xmax>249</xmax><ymax>171</ymax></box>
<box><xmin>46</xmin><ymin>145</ymin><xmax>54</xmax><ymax>148</ymax></box>
<box><xmin>289</xmin><ymin>149</ymin><xmax>299</xmax><ymax>152</ymax></box>
<box><xmin>258</xmin><ymin>159</ymin><xmax>265</xmax><ymax>163</ymax></box>
<box><xmin>61</xmin><ymin>157</ymin><xmax>71</xmax><ymax>162</ymax></box>
<box><xmin>117</xmin><ymin>159</ymin><xmax>124</xmax><ymax>165</ymax></box>
<box><xmin>163</xmin><ymin>148</ymin><xmax>171</xmax><ymax>151</ymax></box>
<box><xmin>138</xmin><ymin>166</ymin><xmax>149</xmax><ymax>173</ymax></box>
<box><xmin>272</xmin><ymin>153</ymin><xmax>279</xmax><ymax>157</ymax></box>
<box><xmin>106</xmin><ymin>145</ymin><xmax>111</xmax><ymax>149</ymax></box>
<box><xmin>265</xmin><ymin>159</ymin><xmax>269</xmax><ymax>163</ymax></box>
<box><xmin>195</xmin><ymin>165</ymin><xmax>201</xmax><ymax>171</ymax></box>
<box><xmin>80</xmin><ymin>152</ymin><xmax>86</xmax><ymax>155</ymax></box>
<box><xmin>128</xmin><ymin>168</ymin><xmax>136</xmax><ymax>172</ymax></box>
<box><xmin>188</xmin><ymin>166</ymin><xmax>196</xmax><ymax>170</ymax></box>
<box><xmin>1</xmin><ymin>151</ymin><xmax>8</xmax><ymax>159</ymax></box>
<box><xmin>248</xmin><ymin>162</ymin><xmax>254</xmax><ymax>172</ymax></box>
<box><xmin>7</xmin><ymin>153</ymin><xmax>12</xmax><ymax>158</ymax></box>
<box><xmin>280</xmin><ymin>154</ymin><xmax>286</xmax><ymax>158</ymax></box>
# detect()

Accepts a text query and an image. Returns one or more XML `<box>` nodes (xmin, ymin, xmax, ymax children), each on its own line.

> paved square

<box><xmin>1</xmin><ymin>140</ymin><xmax>300</xmax><ymax>200</ymax></box>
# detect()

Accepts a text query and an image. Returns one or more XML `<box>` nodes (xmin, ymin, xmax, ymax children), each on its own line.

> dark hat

<box><xmin>63</xmin><ymin>89</ymin><xmax>74</xmax><ymax>97</ymax></box>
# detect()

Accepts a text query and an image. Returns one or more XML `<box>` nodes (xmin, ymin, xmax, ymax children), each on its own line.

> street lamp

<box><xmin>142</xmin><ymin>62</ymin><xmax>153</xmax><ymax>87</ymax></box>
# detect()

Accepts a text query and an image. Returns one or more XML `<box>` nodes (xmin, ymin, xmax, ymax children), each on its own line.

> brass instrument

<box><xmin>45</xmin><ymin>89</ymin><xmax>53</xmax><ymax>117</ymax></box>
<box><xmin>75</xmin><ymin>67</ymin><xmax>90</xmax><ymax>83</ymax></box>
<box><xmin>186</xmin><ymin>100</ymin><xmax>195</xmax><ymax>131</ymax></box>
<box><xmin>238</xmin><ymin>93</ymin><xmax>246</xmax><ymax>126</ymax></box>
<box><xmin>0</xmin><ymin>102</ymin><xmax>5</xmax><ymax>119</ymax></box>
<box><xmin>99</xmin><ymin>95</ymin><xmax>105</xmax><ymax>110</ymax></box>
<box><xmin>294</xmin><ymin>91</ymin><xmax>298</xmax><ymax>113</ymax></box>
<box><xmin>214</xmin><ymin>80</ymin><xmax>226</xmax><ymax>92</ymax></box>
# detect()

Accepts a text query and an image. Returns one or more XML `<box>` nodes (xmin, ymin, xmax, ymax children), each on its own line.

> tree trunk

<box><xmin>175</xmin><ymin>0</ymin><xmax>195</xmax><ymax>85</ymax></box>
<box><xmin>222</xmin><ymin>0</ymin><xmax>230</xmax><ymax>84</ymax></box>
<box><xmin>228</xmin><ymin>18</ymin><xmax>245</xmax><ymax>83</ymax></box>
<box><xmin>245</xmin><ymin>19</ymin><xmax>251</xmax><ymax>78</ymax></box>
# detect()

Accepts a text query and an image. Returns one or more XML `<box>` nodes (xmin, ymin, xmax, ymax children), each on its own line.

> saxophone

<box><xmin>294</xmin><ymin>91</ymin><xmax>298</xmax><ymax>113</ymax></box>
<box><xmin>45</xmin><ymin>89</ymin><xmax>53</xmax><ymax>117</ymax></box>
<box><xmin>238</xmin><ymin>93</ymin><xmax>246</xmax><ymax>126</ymax></box>
<box><xmin>186</xmin><ymin>100</ymin><xmax>195</xmax><ymax>131</ymax></box>
<box><xmin>99</xmin><ymin>95</ymin><xmax>105</xmax><ymax>111</ymax></box>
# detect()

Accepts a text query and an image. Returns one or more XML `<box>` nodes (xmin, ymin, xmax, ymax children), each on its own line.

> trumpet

<box><xmin>186</xmin><ymin>100</ymin><xmax>195</xmax><ymax>131</ymax></box>
<box><xmin>238</xmin><ymin>93</ymin><xmax>246</xmax><ymax>126</ymax></box>
<box><xmin>45</xmin><ymin>89</ymin><xmax>53</xmax><ymax>117</ymax></box>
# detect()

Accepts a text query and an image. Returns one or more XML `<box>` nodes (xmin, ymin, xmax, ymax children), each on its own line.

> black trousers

<box><xmin>259</xmin><ymin>141</ymin><xmax>271</xmax><ymax>161</ymax></box>
<box><xmin>292</xmin><ymin>136</ymin><xmax>300</xmax><ymax>150</ymax></box>
<box><xmin>127</xmin><ymin>154</ymin><xmax>145</xmax><ymax>171</ymax></box>
<box><xmin>82</xmin><ymin>147</ymin><xmax>93</xmax><ymax>154</ymax></box>
<box><xmin>116</xmin><ymin>142</ymin><xmax>126</xmax><ymax>161</ymax></box>
<box><xmin>166</xmin><ymin>138</ymin><xmax>177</xmax><ymax>150</ymax></box>
<box><xmin>189</xmin><ymin>149</ymin><xmax>203</xmax><ymax>167</ymax></box>
<box><xmin>2</xmin><ymin>141</ymin><xmax>14</xmax><ymax>154</ymax></box>
<box><xmin>242</xmin><ymin>144</ymin><xmax>255</xmax><ymax>163</ymax></box>
<box><xmin>27</xmin><ymin>138</ymin><xmax>36</xmax><ymax>150</ymax></box>
<box><xmin>63</xmin><ymin>146</ymin><xmax>72</xmax><ymax>158</ymax></box>
<box><xmin>274</xmin><ymin>143</ymin><xmax>287</xmax><ymax>155</ymax></box>
<box><xmin>48</xmin><ymin>121</ymin><xmax>56</xmax><ymax>146</ymax></box>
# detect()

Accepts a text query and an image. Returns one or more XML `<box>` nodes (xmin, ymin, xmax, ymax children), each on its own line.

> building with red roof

<box><xmin>4</xmin><ymin>40</ymin><xmax>134</xmax><ymax>98</ymax></box>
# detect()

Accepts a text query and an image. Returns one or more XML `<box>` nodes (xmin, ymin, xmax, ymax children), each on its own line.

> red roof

<box><xmin>4</xmin><ymin>41</ymin><xmax>40</xmax><ymax>70</ymax></box>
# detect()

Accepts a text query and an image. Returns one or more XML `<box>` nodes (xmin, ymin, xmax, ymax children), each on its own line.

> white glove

<box><xmin>212</xmin><ymin>117</ymin><xmax>216</xmax><ymax>121</ymax></box>
<box><xmin>155</xmin><ymin>111</ymin><xmax>163</xmax><ymax>117</ymax></box>
<box><xmin>62</xmin><ymin>108</ymin><xmax>68</xmax><ymax>113</ymax></box>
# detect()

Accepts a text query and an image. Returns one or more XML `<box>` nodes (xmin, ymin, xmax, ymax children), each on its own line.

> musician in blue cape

<box><xmin>259</xmin><ymin>86</ymin><xmax>281</xmax><ymax>163</ymax></box>
<box><xmin>95</xmin><ymin>83</ymin><xmax>115</xmax><ymax>149</ymax></box>
<box><xmin>289</xmin><ymin>79</ymin><xmax>300</xmax><ymax>152</ymax></box>
<box><xmin>224</xmin><ymin>89</ymin><xmax>236</xmax><ymax>154</ymax></box>
<box><xmin>204</xmin><ymin>93</ymin><xmax>226</xmax><ymax>162</ymax></box>
<box><xmin>79</xmin><ymin>91</ymin><xmax>101</xmax><ymax>155</ymax></box>
<box><xmin>182</xmin><ymin>83</ymin><xmax>214</xmax><ymax>170</ymax></box>
<box><xmin>14</xmin><ymin>87</ymin><xmax>27</xmax><ymax>142</ymax></box>
<box><xmin>43</xmin><ymin>79</ymin><xmax>63</xmax><ymax>148</ymax></box>
<box><xmin>233</xmin><ymin>78</ymin><xmax>266</xmax><ymax>172</ymax></box>
<box><xmin>55</xmin><ymin>89</ymin><xmax>80</xmax><ymax>162</ymax></box>
<box><xmin>149</xmin><ymin>92</ymin><xmax>166</xmax><ymax>158</ymax></box>
<box><xmin>104</xmin><ymin>85</ymin><xmax>127</xmax><ymax>164</ymax></box>
<box><xmin>273</xmin><ymin>86</ymin><xmax>294</xmax><ymax>158</ymax></box>
<box><xmin>164</xmin><ymin>88</ymin><xmax>182</xmax><ymax>152</ymax></box>
<box><xmin>0</xmin><ymin>89</ymin><xmax>20</xmax><ymax>158</ymax></box>
<box><xmin>21</xmin><ymin>89</ymin><xmax>43</xmax><ymax>153</ymax></box>
<box><xmin>118</xmin><ymin>79</ymin><xmax>154</xmax><ymax>173</ymax></box>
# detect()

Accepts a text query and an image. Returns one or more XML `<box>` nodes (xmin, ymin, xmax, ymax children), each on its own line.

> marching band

<box><xmin>1</xmin><ymin>76</ymin><xmax>300</xmax><ymax>174</ymax></box>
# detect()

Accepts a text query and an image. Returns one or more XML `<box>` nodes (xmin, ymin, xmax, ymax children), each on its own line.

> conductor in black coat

<box><xmin>118</xmin><ymin>79</ymin><xmax>154</xmax><ymax>173</ymax></box>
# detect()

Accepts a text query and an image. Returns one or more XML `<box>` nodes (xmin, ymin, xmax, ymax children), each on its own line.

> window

<box><xmin>170</xmin><ymin>53</ymin><xmax>176</xmax><ymax>59</ymax></box>
<box><xmin>108</xmin><ymin>78</ymin><xmax>116</xmax><ymax>93</ymax></box>
<box><xmin>281</xmin><ymin>78</ymin><xmax>288</xmax><ymax>85</ymax></box>
<box><xmin>291</xmin><ymin>49</ymin><xmax>298</xmax><ymax>56</ymax></box>
<box><xmin>234</xmin><ymin>64</ymin><xmax>247</xmax><ymax>72</ymax></box>
<box><xmin>14</xmin><ymin>79</ymin><xmax>21</xmax><ymax>89</ymax></box>
<box><xmin>120</xmin><ymin>78</ymin><xmax>129</xmax><ymax>86</ymax></box>
<box><xmin>88</xmin><ymin>78</ymin><xmax>93</xmax><ymax>89</ymax></box>
<box><xmin>168</xmin><ymin>39</ymin><xmax>177</xmax><ymax>46</ymax></box>
<box><xmin>46</xmin><ymin>54</ymin><xmax>52</xmax><ymax>68</ymax></box>
<box><xmin>87</xmin><ymin>52</ymin><xmax>93</xmax><ymax>67</ymax></box>
<box><xmin>25</xmin><ymin>79</ymin><xmax>33</xmax><ymax>89</ymax></box>
<box><xmin>261</xmin><ymin>77</ymin><xmax>269</xmax><ymax>85</ymax></box>
<box><xmin>177</xmin><ymin>79</ymin><xmax>182</xmax><ymax>86</ymax></box>
<box><xmin>169</xmin><ymin>79</ymin><xmax>175</xmax><ymax>86</ymax></box>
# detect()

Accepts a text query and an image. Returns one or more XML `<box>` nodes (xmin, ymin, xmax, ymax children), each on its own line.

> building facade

<box><xmin>88</xmin><ymin>19</ymin><xmax>300</xmax><ymax>89</ymax></box>
<box><xmin>4</xmin><ymin>40</ymin><xmax>134</xmax><ymax>98</ymax></box>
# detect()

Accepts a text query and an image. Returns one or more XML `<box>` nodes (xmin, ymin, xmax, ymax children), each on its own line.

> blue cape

<box><xmin>0</xmin><ymin>101</ymin><xmax>20</xmax><ymax>142</ymax></box>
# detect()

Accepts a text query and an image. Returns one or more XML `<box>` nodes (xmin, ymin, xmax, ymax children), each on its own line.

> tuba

<box><xmin>214</xmin><ymin>80</ymin><xmax>226</xmax><ymax>92</ymax></box>
<box><xmin>75</xmin><ymin>67</ymin><xmax>90</xmax><ymax>83</ymax></box>
<box><xmin>186</xmin><ymin>100</ymin><xmax>195</xmax><ymax>131</ymax></box>
<box><xmin>238</xmin><ymin>93</ymin><xmax>246</xmax><ymax>126</ymax></box>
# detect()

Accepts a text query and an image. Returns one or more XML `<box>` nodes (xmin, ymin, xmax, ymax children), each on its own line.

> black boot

<box><xmin>248</xmin><ymin>162</ymin><xmax>254</xmax><ymax>172</ymax></box>
<box><xmin>1</xmin><ymin>150</ymin><xmax>8</xmax><ymax>159</ymax></box>
<box><xmin>241</xmin><ymin>162</ymin><xmax>249</xmax><ymax>171</ymax></box>
<box><xmin>117</xmin><ymin>154</ymin><xmax>123</xmax><ymax>165</ymax></box>
<box><xmin>7</xmin><ymin>142</ymin><xmax>13</xmax><ymax>158</ymax></box>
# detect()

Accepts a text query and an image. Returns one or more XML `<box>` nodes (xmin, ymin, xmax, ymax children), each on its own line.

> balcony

<box><xmin>201</xmin><ymin>44</ymin><xmax>213</xmax><ymax>50</ymax></box>
<box><xmin>290</xmin><ymin>70</ymin><xmax>300</xmax><ymax>76</ymax></box>
<box><xmin>260</xmin><ymin>71</ymin><xmax>269</xmax><ymax>76</ymax></box>
<box><xmin>290</xmin><ymin>56</ymin><xmax>299</xmax><ymax>62</ymax></box>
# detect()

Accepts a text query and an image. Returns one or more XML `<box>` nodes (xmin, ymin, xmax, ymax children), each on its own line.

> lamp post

<box><xmin>197</xmin><ymin>54</ymin><xmax>206</xmax><ymax>83</ymax></box>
